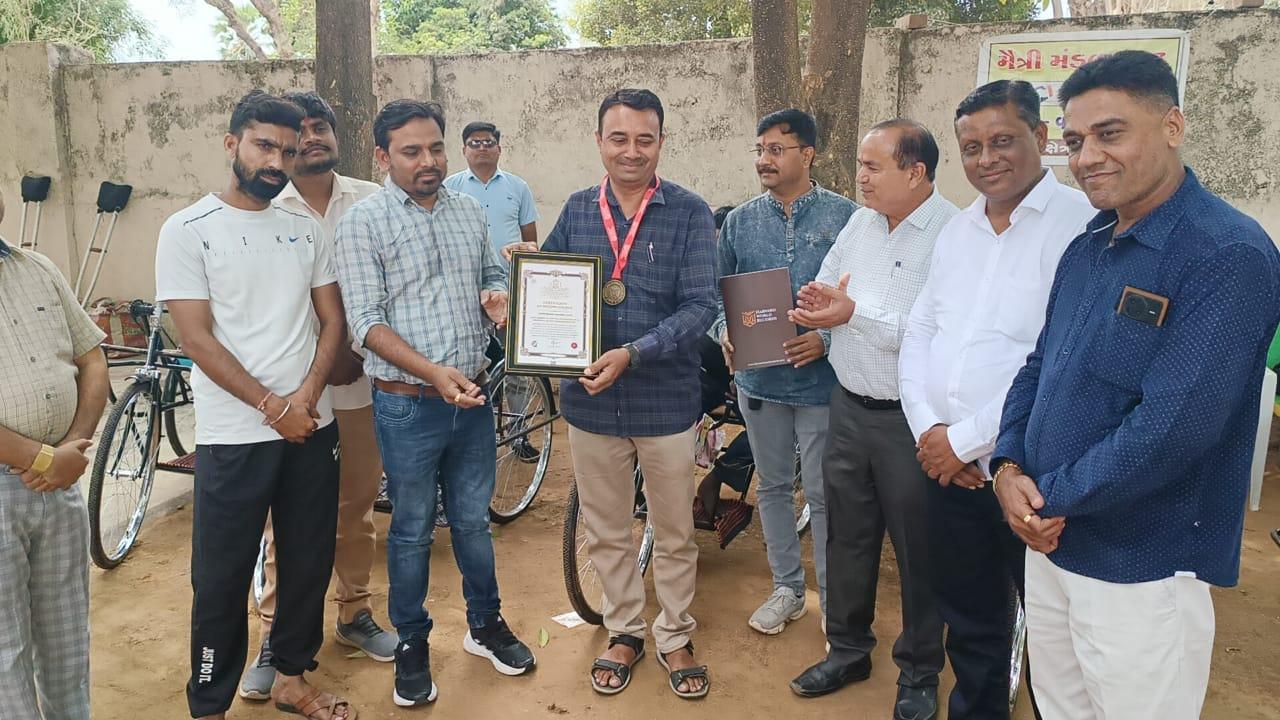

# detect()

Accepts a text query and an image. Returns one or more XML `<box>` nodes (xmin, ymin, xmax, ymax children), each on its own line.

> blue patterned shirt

<box><xmin>541</xmin><ymin>178</ymin><xmax>718</xmax><ymax>437</ymax></box>
<box><xmin>993</xmin><ymin>169</ymin><xmax>1280</xmax><ymax>587</ymax></box>
<box><xmin>334</xmin><ymin>177</ymin><xmax>506</xmax><ymax>385</ymax></box>
<box><xmin>711</xmin><ymin>185</ymin><xmax>856</xmax><ymax>406</ymax></box>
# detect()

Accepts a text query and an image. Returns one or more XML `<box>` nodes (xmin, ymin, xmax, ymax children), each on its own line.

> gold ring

<box><xmin>454</xmin><ymin>392</ymin><xmax>463</xmax><ymax>403</ymax></box>
<box><xmin>1022</xmin><ymin>514</ymin><xmax>1033</xmax><ymax>524</ymax></box>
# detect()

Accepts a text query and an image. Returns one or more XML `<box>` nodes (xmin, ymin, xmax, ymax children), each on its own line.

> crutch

<box><xmin>17</xmin><ymin>175</ymin><xmax>51</xmax><ymax>250</ymax></box>
<box><xmin>74</xmin><ymin>181</ymin><xmax>133</xmax><ymax>307</ymax></box>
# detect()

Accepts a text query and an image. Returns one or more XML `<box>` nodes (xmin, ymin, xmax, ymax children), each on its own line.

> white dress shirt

<box><xmin>276</xmin><ymin>172</ymin><xmax>380</xmax><ymax>410</ymax></box>
<box><xmin>819</xmin><ymin>189</ymin><xmax>960</xmax><ymax>400</ymax></box>
<box><xmin>899</xmin><ymin>170</ymin><xmax>1095</xmax><ymax>469</ymax></box>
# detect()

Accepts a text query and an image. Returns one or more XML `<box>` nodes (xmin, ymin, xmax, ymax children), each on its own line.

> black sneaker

<box><xmin>463</xmin><ymin>615</ymin><xmax>536</xmax><ymax>676</ymax></box>
<box><xmin>514</xmin><ymin>438</ymin><xmax>541</xmax><ymax>463</ymax></box>
<box><xmin>393</xmin><ymin>636</ymin><xmax>438</xmax><ymax>707</ymax></box>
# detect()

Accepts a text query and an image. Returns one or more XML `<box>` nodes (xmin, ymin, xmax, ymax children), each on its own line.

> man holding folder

<box><xmin>714</xmin><ymin>109</ymin><xmax>855</xmax><ymax>636</ymax></box>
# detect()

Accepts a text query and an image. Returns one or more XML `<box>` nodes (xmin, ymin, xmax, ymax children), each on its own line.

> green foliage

<box><xmin>380</xmin><ymin>0</ymin><xmax>568</xmax><ymax>54</ymax></box>
<box><xmin>212</xmin><ymin>0</ymin><xmax>566</xmax><ymax>59</ymax></box>
<box><xmin>0</xmin><ymin>0</ymin><xmax>157</xmax><ymax>61</ymax></box>
<box><xmin>570</xmin><ymin>0</ymin><xmax>1039</xmax><ymax>46</ymax></box>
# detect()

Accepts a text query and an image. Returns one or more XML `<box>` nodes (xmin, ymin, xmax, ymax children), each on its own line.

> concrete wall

<box><xmin>1</xmin><ymin>8</ymin><xmax>1277</xmax><ymax>301</ymax></box>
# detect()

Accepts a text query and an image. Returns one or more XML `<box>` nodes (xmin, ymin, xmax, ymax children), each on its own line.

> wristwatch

<box><xmin>623</xmin><ymin>343</ymin><xmax>640</xmax><ymax>369</ymax></box>
<box><xmin>31</xmin><ymin>444</ymin><xmax>55</xmax><ymax>475</ymax></box>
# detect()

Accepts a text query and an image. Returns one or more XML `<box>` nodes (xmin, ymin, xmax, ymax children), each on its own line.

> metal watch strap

<box><xmin>624</xmin><ymin>343</ymin><xmax>640</xmax><ymax>368</ymax></box>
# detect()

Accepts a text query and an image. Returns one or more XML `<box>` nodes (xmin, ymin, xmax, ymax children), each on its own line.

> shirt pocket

<box><xmin>1083</xmin><ymin>311</ymin><xmax>1163</xmax><ymax>394</ymax></box>
<box><xmin>385</xmin><ymin>224</ymin><xmax>442</xmax><ymax>277</ymax></box>
<box><xmin>996</xmin><ymin>281</ymin><xmax>1048</xmax><ymax>344</ymax></box>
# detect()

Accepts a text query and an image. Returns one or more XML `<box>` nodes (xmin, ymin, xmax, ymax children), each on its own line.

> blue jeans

<box><xmin>373</xmin><ymin>388</ymin><xmax>500</xmax><ymax>640</ymax></box>
<box><xmin>738</xmin><ymin>390</ymin><xmax>830</xmax><ymax>614</ymax></box>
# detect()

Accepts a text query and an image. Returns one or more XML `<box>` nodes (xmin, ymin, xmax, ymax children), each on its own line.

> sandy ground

<box><xmin>87</xmin><ymin>422</ymin><xmax>1280</xmax><ymax>720</ymax></box>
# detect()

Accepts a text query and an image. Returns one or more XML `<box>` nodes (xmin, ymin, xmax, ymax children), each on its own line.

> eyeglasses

<box><xmin>466</xmin><ymin>138</ymin><xmax>498</xmax><ymax>149</ymax></box>
<box><xmin>751</xmin><ymin>144</ymin><xmax>805</xmax><ymax>158</ymax></box>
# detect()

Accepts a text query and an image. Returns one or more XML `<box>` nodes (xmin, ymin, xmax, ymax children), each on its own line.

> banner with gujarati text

<box><xmin>977</xmin><ymin>30</ymin><xmax>1190</xmax><ymax>164</ymax></box>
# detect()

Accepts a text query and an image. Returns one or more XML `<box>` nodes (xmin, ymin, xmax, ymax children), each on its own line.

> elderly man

<box><xmin>898</xmin><ymin>79</ymin><xmax>1093</xmax><ymax>719</ymax></box>
<box><xmin>0</xmin><ymin>191</ymin><xmax>110</xmax><ymax>720</ymax></box>
<box><xmin>991</xmin><ymin>51</ymin><xmax>1280</xmax><ymax>719</ymax></box>
<box><xmin>788</xmin><ymin>119</ymin><xmax>956</xmax><ymax>720</ymax></box>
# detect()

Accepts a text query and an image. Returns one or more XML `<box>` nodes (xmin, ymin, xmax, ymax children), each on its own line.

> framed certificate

<box><xmin>505</xmin><ymin>251</ymin><xmax>603</xmax><ymax>377</ymax></box>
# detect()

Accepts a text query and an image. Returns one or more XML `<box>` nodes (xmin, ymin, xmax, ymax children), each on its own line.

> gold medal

<box><xmin>603</xmin><ymin>279</ymin><xmax>627</xmax><ymax>305</ymax></box>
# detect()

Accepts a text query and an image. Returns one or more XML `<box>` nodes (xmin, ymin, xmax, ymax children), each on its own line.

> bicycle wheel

<box><xmin>88</xmin><ymin>380</ymin><xmax>161</xmax><ymax>569</ymax></box>
<box><xmin>792</xmin><ymin>445</ymin><xmax>810</xmax><ymax>536</ymax></box>
<box><xmin>1008</xmin><ymin>583</ymin><xmax>1028</xmax><ymax>713</ymax></box>
<box><xmin>162</xmin><ymin>369</ymin><xmax>196</xmax><ymax>459</ymax></box>
<box><xmin>562</xmin><ymin>467</ymin><xmax>654</xmax><ymax>626</ymax></box>
<box><xmin>490</xmin><ymin>371</ymin><xmax>554</xmax><ymax>523</ymax></box>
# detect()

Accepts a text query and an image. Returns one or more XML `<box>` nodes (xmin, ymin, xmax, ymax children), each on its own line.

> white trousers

<box><xmin>1025</xmin><ymin>550</ymin><xmax>1215</xmax><ymax>720</ymax></box>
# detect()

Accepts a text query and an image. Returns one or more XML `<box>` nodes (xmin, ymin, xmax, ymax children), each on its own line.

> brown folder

<box><xmin>720</xmin><ymin>267</ymin><xmax>797</xmax><ymax>370</ymax></box>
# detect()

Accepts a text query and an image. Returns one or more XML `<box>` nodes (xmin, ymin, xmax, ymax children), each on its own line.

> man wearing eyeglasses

<box><xmin>712</xmin><ymin>108</ymin><xmax>855</xmax><ymax>637</ymax></box>
<box><xmin>444</xmin><ymin>121</ymin><xmax>539</xmax><ymax>263</ymax></box>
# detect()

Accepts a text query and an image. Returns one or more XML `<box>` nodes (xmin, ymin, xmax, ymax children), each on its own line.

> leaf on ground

<box><xmin>538</xmin><ymin>627</ymin><xmax>550</xmax><ymax>647</ymax></box>
<box><xmin>345</xmin><ymin>650</ymin><xmax>367</xmax><ymax>659</ymax></box>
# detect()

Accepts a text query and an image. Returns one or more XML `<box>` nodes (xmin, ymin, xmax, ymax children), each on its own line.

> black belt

<box><xmin>843</xmin><ymin>387</ymin><xmax>901</xmax><ymax>410</ymax></box>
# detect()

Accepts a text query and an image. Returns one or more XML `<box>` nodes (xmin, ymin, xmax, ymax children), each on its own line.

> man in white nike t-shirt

<box><xmin>155</xmin><ymin>90</ymin><xmax>356</xmax><ymax>720</ymax></box>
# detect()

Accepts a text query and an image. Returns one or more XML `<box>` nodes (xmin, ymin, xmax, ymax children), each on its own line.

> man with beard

<box><xmin>335</xmin><ymin>100</ymin><xmax>532</xmax><ymax>708</ymax></box>
<box><xmin>713</xmin><ymin>108</ymin><xmax>855</xmax><ymax>636</ymax></box>
<box><xmin>992</xmin><ymin>51</ymin><xmax>1280</xmax><ymax>719</ymax></box>
<box><xmin>538</xmin><ymin>88</ymin><xmax>717</xmax><ymax>699</ymax></box>
<box><xmin>237</xmin><ymin>91</ymin><xmax>394</xmax><ymax>700</ymax></box>
<box><xmin>898</xmin><ymin>80</ymin><xmax>1092</xmax><ymax>719</ymax></box>
<box><xmin>156</xmin><ymin>90</ymin><xmax>354</xmax><ymax>719</ymax></box>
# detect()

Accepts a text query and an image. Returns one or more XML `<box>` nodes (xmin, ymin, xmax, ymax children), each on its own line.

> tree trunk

<box><xmin>248</xmin><ymin>0</ymin><xmax>296</xmax><ymax>58</ymax></box>
<box><xmin>370</xmin><ymin>0</ymin><xmax>381</xmax><ymax>53</ymax></box>
<box><xmin>751</xmin><ymin>0</ymin><xmax>801</xmax><ymax>116</ymax></box>
<box><xmin>316</xmin><ymin>0</ymin><xmax>376</xmax><ymax>180</ymax></box>
<box><xmin>800</xmin><ymin>0</ymin><xmax>872</xmax><ymax>197</ymax></box>
<box><xmin>203</xmin><ymin>0</ymin><xmax>269</xmax><ymax>60</ymax></box>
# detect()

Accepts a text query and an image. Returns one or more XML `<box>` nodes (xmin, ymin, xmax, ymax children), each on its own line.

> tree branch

<box><xmin>203</xmin><ymin>0</ymin><xmax>269</xmax><ymax>59</ymax></box>
<box><xmin>247</xmin><ymin>0</ymin><xmax>294</xmax><ymax>58</ymax></box>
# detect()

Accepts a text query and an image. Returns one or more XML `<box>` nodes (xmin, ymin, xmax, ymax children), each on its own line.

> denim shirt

<box><xmin>993</xmin><ymin>169</ymin><xmax>1280</xmax><ymax>587</ymax></box>
<box><xmin>712</xmin><ymin>185</ymin><xmax>857</xmax><ymax>406</ymax></box>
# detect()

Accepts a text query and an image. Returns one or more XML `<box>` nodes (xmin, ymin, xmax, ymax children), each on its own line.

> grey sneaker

<box><xmin>238</xmin><ymin>641</ymin><xmax>275</xmax><ymax>701</ymax></box>
<box><xmin>748</xmin><ymin>586</ymin><xmax>807</xmax><ymax>635</ymax></box>
<box><xmin>336</xmin><ymin>609</ymin><xmax>397</xmax><ymax>662</ymax></box>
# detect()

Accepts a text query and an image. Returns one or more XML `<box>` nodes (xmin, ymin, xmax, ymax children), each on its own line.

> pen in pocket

<box><xmin>649</xmin><ymin>242</ymin><xmax>654</xmax><ymax>262</ymax></box>
<box><xmin>892</xmin><ymin>260</ymin><xmax>901</xmax><ymax>278</ymax></box>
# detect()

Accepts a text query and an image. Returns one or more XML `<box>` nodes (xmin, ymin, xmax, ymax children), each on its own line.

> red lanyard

<box><xmin>597</xmin><ymin>176</ymin><xmax>661</xmax><ymax>281</ymax></box>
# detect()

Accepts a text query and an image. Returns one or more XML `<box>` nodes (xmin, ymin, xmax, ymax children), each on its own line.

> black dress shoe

<box><xmin>894</xmin><ymin>685</ymin><xmax>938</xmax><ymax>720</ymax></box>
<box><xmin>789</xmin><ymin>655</ymin><xmax>872</xmax><ymax>698</ymax></box>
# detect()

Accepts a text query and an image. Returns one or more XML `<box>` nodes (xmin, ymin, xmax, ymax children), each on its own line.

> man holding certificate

<box><xmin>539</xmin><ymin>88</ymin><xmax>717</xmax><ymax>699</ymax></box>
<box><xmin>712</xmin><ymin>108</ymin><xmax>855</xmax><ymax>636</ymax></box>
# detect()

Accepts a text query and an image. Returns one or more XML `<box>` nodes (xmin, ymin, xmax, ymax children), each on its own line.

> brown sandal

<box><xmin>274</xmin><ymin>687</ymin><xmax>358</xmax><ymax>720</ymax></box>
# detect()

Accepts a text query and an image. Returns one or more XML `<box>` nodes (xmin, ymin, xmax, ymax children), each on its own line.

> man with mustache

<box><xmin>991</xmin><ymin>51</ymin><xmax>1280</xmax><ymax>719</ymax></box>
<box><xmin>237</xmin><ymin>91</ymin><xmax>394</xmax><ymax>700</ymax></box>
<box><xmin>713</xmin><ymin>108</ymin><xmax>855</xmax><ymax>636</ymax></box>
<box><xmin>788</xmin><ymin>119</ymin><xmax>955</xmax><ymax>720</ymax></box>
<box><xmin>335</xmin><ymin>100</ymin><xmax>532</xmax><ymax>708</ymax></box>
<box><xmin>898</xmin><ymin>80</ymin><xmax>1092</xmax><ymax>719</ymax></box>
<box><xmin>539</xmin><ymin>88</ymin><xmax>717</xmax><ymax>698</ymax></box>
<box><xmin>444</xmin><ymin>121</ymin><xmax>539</xmax><ymax>265</ymax></box>
<box><xmin>156</xmin><ymin>90</ymin><xmax>355</xmax><ymax>719</ymax></box>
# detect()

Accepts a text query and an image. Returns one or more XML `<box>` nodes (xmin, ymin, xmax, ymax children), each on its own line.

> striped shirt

<box><xmin>0</xmin><ymin>238</ymin><xmax>106</xmax><ymax>444</ymax></box>
<box><xmin>335</xmin><ymin>177</ymin><xmax>507</xmax><ymax>385</ymax></box>
<box><xmin>817</xmin><ymin>189</ymin><xmax>959</xmax><ymax>400</ymax></box>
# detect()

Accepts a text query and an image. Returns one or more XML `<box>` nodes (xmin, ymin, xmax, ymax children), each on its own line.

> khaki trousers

<box><xmin>260</xmin><ymin>405</ymin><xmax>384</xmax><ymax>630</ymax></box>
<box><xmin>567</xmin><ymin>423</ymin><xmax>698</xmax><ymax>654</ymax></box>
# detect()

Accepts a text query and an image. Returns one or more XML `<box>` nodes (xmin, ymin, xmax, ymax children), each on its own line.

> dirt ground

<box><xmin>88</xmin><ymin>423</ymin><xmax>1280</xmax><ymax>720</ymax></box>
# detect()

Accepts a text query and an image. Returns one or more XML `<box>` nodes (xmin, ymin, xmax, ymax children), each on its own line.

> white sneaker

<box><xmin>748</xmin><ymin>586</ymin><xmax>807</xmax><ymax>635</ymax></box>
